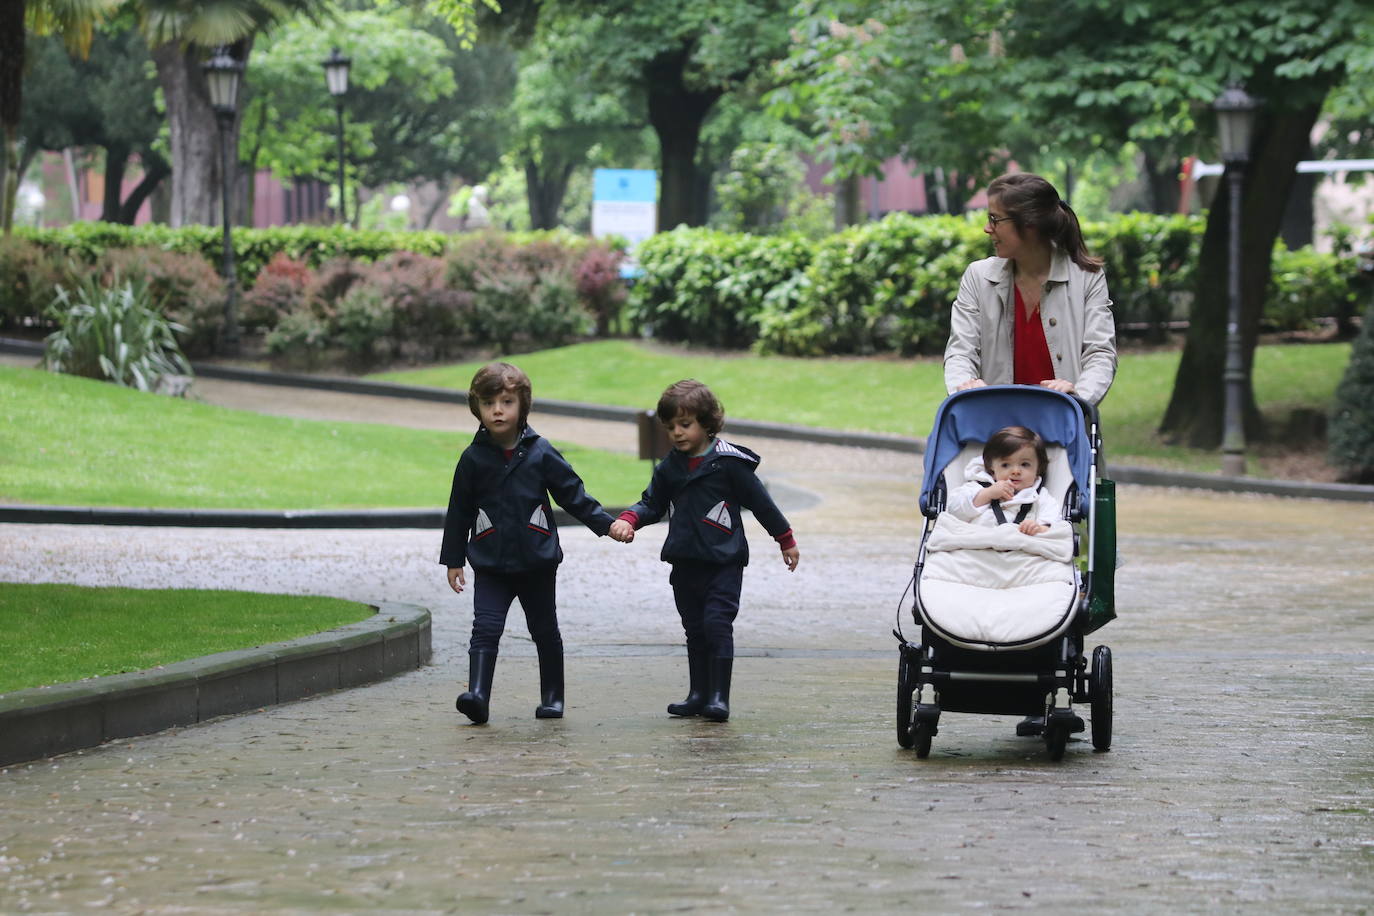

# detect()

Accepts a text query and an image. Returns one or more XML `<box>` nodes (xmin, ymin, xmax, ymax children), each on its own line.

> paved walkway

<box><xmin>2</xmin><ymin>375</ymin><xmax>1372</xmax><ymax>911</ymax></box>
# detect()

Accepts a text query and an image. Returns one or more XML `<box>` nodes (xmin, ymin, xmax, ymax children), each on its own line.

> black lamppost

<box><xmin>202</xmin><ymin>46</ymin><xmax>244</xmax><ymax>355</ymax></box>
<box><xmin>1214</xmin><ymin>84</ymin><xmax>1259</xmax><ymax>477</ymax></box>
<box><xmin>322</xmin><ymin>47</ymin><xmax>351</xmax><ymax>225</ymax></box>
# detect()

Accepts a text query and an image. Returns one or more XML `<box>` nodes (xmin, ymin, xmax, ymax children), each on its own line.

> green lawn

<box><xmin>374</xmin><ymin>339</ymin><xmax>1352</xmax><ymax>474</ymax></box>
<box><xmin>0</xmin><ymin>365</ymin><xmax>647</xmax><ymax>509</ymax></box>
<box><xmin>0</xmin><ymin>584</ymin><xmax>374</xmax><ymax>693</ymax></box>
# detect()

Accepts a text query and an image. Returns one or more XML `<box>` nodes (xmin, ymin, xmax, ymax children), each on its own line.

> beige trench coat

<box><xmin>942</xmin><ymin>248</ymin><xmax>1117</xmax><ymax>405</ymax></box>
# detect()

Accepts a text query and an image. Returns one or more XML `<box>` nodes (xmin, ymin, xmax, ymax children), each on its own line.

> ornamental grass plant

<box><xmin>42</xmin><ymin>275</ymin><xmax>191</xmax><ymax>393</ymax></box>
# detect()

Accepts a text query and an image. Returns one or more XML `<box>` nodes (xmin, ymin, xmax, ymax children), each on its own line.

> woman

<box><xmin>943</xmin><ymin>172</ymin><xmax>1117</xmax><ymax>404</ymax></box>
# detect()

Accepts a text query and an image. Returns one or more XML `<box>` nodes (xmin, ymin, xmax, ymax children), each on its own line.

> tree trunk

<box><xmin>117</xmin><ymin>153</ymin><xmax>170</xmax><ymax>224</ymax></box>
<box><xmin>1140</xmin><ymin>149</ymin><xmax>1182</xmax><ymax>215</ymax></box>
<box><xmin>0</xmin><ymin>0</ymin><xmax>25</xmax><ymax>235</ymax></box>
<box><xmin>152</xmin><ymin>39</ymin><xmax>251</xmax><ymax>227</ymax></box>
<box><xmin>1158</xmin><ymin>102</ymin><xmax>1324</xmax><ymax>448</ymax></box>
<box><xmin>645</xmin><ymin>46</ymin><xmax>721</xmax><ymax>232</ymax></box>
<box><xmin>524</xmin><ymin>158</ymin><xmax>573</xmax><ymax>230</ymax></box>
<box><xmin>101</xmin><ymin>142</ymin><xmax>129</xmax><ymax>223</ymax></box>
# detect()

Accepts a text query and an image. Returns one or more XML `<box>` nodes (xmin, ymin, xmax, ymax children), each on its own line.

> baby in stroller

<box><xmin>897</xmin><ymin>385</ymin><xmax>1113</xmax><ymax>761</ymax></box>
<box><xmin>947</xmin><ymin>425</ymin><xmax>1061</xmax><ymax>536</ymax></box>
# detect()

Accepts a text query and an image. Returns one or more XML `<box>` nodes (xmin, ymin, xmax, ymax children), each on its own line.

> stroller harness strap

<box><xmin>980</xmin><ymin>481</ymin><xmax>1034</xmax><ymax>526</ymax></box>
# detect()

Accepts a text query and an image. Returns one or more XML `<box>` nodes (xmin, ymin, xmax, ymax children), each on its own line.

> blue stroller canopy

<box><xmin>919</xmin><ymin>386</ymin><xmax>1093</xmax><ymax>513</ymax></box>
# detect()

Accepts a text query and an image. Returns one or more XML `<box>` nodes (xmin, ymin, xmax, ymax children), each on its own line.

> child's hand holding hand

<box><xmin>609</xmin><ymin>519</ymin><xmax>635</xmax><ymax>543</ymax></box>
<box><xmin>447</xmin><ymin>566</ymin><xmax>466</xmax><ymax>594</ymax></box>
<box><xmin>1018</xmin><ymin>520</ymin><xmax>1049</xmax><ymax>536</ymax></box>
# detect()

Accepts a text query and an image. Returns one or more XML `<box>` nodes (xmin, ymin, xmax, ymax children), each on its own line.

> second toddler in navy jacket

<box><xmin>610</xmin><ymin>379</ymin><xmax>799</xmax><ymax>722</ymax></box>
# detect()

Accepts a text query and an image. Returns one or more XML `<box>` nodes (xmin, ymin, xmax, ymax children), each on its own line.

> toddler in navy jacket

<box><xmin>440</xmin><ymin>362</ymin><xmax>615</xmax><ymax>724</ymax></box>
<box><xmin>609</xmin><ymin>379</ymin><xmax>799</xmax><ymax>721</ymax></box>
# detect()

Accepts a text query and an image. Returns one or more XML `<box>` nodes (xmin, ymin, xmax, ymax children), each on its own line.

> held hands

<box><xmin>609</xmin><ymin>519</ymin><xmax>636</xmax><ymax>543</ymax></box>
<box><xmin>781</xmin><ymin>546</ymin><xmax>800</xmax><ymax>572</ymax></box>
<box><xmin>446</xmin><ymin>566</ymin><xmax>466</xmax><ymax>594</ymax></box>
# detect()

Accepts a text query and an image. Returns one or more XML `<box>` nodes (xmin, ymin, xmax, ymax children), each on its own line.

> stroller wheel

<box><xmin>896</xmin><ymin>649</ymin><xmax>916</xmax><ymax>749</ymax></box>
<box><xmin>1045</xmin><ymin>721</ymin><xmax>1069</xmax><ymax>761</ymax></box>
<box><xmin>1090</xmin><ymin>645</ymin><xmax>1113</xmax><ymax>751</ymax></box>
<box><xmin>912</xmin><ymin>721</ymin><xmax>934</xmax><ymax>758</ymax></box>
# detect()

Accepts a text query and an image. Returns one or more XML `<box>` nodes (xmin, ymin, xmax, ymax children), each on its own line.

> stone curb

<box><xmin>4</xmin><ymin>335</ymin><xmax>1371</xmax><ymax>504</ymax></box>
<box><xmin>0</xmin><ymin>601</ymin><xmax>431</xmax><ymax>768</ymax></box>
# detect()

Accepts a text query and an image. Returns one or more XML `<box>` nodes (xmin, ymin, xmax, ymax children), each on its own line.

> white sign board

<box><xmin>592</xmin><ymin>169</ymin><xmax>657</xmax><ymax>248</ymax></box>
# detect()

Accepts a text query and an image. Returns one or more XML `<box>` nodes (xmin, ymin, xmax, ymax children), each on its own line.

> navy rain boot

<box><xmin>700</xmin><ymin>656</ymin><xmax>733</xmax><ymax>722</ymax></box>
<box><xmin>456</xmin><ymin>649</ymin><xmax>497</xmax><ymax>724</ymax></box>
<box><xmin>535</xmin><ymin>645</ymin><xmax>564</xmax><ymax>719</ymax></box>
<box><xmin>667</xmin><ymin>647</ymin><xmax>709</xmax><ymax>717</ymax></box>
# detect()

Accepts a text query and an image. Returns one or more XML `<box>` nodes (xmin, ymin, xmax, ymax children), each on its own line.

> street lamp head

<box><xmin>322</xmin><ymin>47</ymin><xmax>351</xmax><ymax>98</ymax></box>
<box><xmin>1214</xmin><ymin>84</ymin><xmax>1260</xmax><ymax>165</ymax></box>
<box><xmin>202</xmin><ymin>46</ymin><xmax>244</xmax><ymax>117</ymax></box>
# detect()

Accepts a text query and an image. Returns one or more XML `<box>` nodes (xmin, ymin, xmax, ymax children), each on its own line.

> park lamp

<box><xmin>202</xmin><ymin>46</ymin><xmax>243</xmax><ymax>117</ymax></box>
<box><xmin>1214</xmin><ymin>84</ymin><xmax>1259</xmax><ymax>165</ymax></box>
<box><xmin>322</xmin><ymin>47</ymin><xmax>352</xmax><ymax>224</ymax></box>
<box><xmin>322</xmin><ymin>47</ymin><xmax>351</xmax><ymax>98</ymax></box>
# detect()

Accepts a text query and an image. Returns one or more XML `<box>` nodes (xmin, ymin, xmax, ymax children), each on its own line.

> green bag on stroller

<box><xmin>1086</xmin><ymin>477</ymin><xmax>1117</xmax><ymax>633</ymax></box>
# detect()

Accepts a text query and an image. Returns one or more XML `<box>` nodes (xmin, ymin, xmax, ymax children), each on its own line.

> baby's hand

<box><xmin>609</xmin><ymin>519</ymin><xmax>635</xmax><ymax>543</ymax></box>
<box><xmin>1018</xmin><ymin>520</ymin><xmax>1049</xmax><ymax>536</ymax></box>
<box><xmin>988</xmin><ymin>480</ymin><xmax>1016</xmax><ymax>503</ymax></box>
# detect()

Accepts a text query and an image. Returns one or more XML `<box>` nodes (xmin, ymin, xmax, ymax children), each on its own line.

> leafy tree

<box><xmin>21</xmin><ymin>25</ymin><xmax>168</xmax><ymax>224</ymax></box>
<box><xmin>492</xmin><ymin>0</ymin><xmax>795</xmax><ymax>231</ymax></box>
<box><xmin>133</xmin><ymin>0</ymin><xmax>490</xmax><ymax>228</ymax></box>
<box><xmin>501</xmin><ymin>19</ymin><xmax>649</xmax><ymax>230</ymax></box>
<box><xmin>773</xmin><ymin>0</ymin><xmax>1374</xmax><ymax>448</ymax></box>
<box><xmin>0</xmin><ymin>0</ymin><xmax>120</xmax><ymax>235</ymax></box>
<box><xmin>244</xmin><ymin>7</ymin><xmax>501</xmax><ymax>225</ymax></box>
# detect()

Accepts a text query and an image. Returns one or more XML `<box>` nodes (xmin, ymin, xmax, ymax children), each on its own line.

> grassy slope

<box><xmin>0</xmin><ymin>365</ymin><xmax>647</xmax><ymax>508</ymax></box>
<box><xmin>374</xmin><ymin>339</ymin><xmax>1352</xmax><ymax>473</ymax></box>
<box><xmin>0</xmin><ymin>584</ymin><xmax>374</xmax><ymax>693</ymax></box>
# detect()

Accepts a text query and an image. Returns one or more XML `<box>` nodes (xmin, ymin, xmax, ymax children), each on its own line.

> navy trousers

<box><xmin>669</xmin><ymin>561</ymin><xmax>743</xmax><ymax>659</ymax></box>
<box><xmin>469</xmin><ymin>567</ymin><xmax>560</xmax><ymax>654</ymax></box>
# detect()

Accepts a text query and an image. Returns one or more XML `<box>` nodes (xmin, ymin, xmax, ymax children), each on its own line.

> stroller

<box><xmin>895</xmin><ymin>385</ymin><xmax>1116</xmax><ymax>761</ymax></box>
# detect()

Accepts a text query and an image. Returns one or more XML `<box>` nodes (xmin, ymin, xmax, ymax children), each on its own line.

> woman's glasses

<box><xmin>986</xmin><ymin>214</ymin><xmax>1014</xmax><ymax>227</ymax></box>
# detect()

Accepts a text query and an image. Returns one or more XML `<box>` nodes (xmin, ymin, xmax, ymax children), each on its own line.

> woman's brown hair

<box><xmin>987</xmin><ymin>172</ymin><xmax>1103</xmax><ymax>272</ymax></box>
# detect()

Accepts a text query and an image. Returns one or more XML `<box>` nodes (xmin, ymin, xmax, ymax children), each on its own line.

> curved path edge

<box><xmin>0</xmin><ymin>601</ymin><xmax>431</xmax><ymax>768</ymax></box>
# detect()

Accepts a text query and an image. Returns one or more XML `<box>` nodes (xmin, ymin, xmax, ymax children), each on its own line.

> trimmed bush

<box><xmin>242</xmin><ymin>252</ymin><xmax>312</xmax><ymax>332</ymax></box>
<box><xmin>0</xmin><ymin>238</ymin><xmax>71</xmax><ymax>328</ymax></box>
<box><xmin>1266</xmin><ymin>245</ymin><xmax>1361</xmax><ymax>332</ymax></box>
<box><xmin>628</xmin><ymin>229</ymin><xmax>814</xmax><ymax>349</ymax></box>
<box><xmin>100</xmin><ymin>247</ymin><xmax>226</xmax><ymax>357</ymax></box>
<box><xmin>1327</xmin><ymin>305</ymin><xmax>1374</xmax><ymax>482</ymax></box>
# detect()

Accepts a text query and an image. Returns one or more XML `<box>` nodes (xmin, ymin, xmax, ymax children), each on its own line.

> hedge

<box><xmin>628</xmin><ymin>213</ymin><xmax>1362</xmax><ymax>356</ymax></box>
<box><xmin>8</xmin><ymin>215</ymin><xmax>1364</xmax><ymax>361</ymax></box>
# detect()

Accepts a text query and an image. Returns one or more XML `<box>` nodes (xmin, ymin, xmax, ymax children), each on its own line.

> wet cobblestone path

<box><xmin>1</xmin><ymin>380</ymin><xmax>1371</xmax><ymax>912</ymax></box>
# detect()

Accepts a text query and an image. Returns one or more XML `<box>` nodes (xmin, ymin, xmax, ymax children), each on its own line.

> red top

<box><xmin>1013</xmin><ymin>285</ymin><xmax>1055</xmax><ymax>387</ymax></box>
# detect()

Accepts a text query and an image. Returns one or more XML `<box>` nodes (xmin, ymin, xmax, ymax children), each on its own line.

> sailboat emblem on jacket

<box><xmin>473</xmin><ymin>508</ymin><xmax>494</xmax><ymax>540</ymax></box>
<box><xmin>703</xmin><ymin>501</ymin><xmax>732</xmax><ymax>532</ymax></box>
<box><xmin>528</xmin><ymin>505</ymin><xmax>551</xmax><ymax>534</ymax></box>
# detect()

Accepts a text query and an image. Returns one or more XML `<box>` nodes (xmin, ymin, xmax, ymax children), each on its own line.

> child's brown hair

<box><xmin>983</xmin><ymin>425</ymin><xmax>1049</xmax><ymax>479</ymax></box>
<box><xmin>468</xmin><ymin>362</ymin><xmax>532</xmax><ymax>427</ymax></box>
<box><xmin>656</xmin><ymin>379</ymin><xmax>724</xmax><ymax>435</ymax></box>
